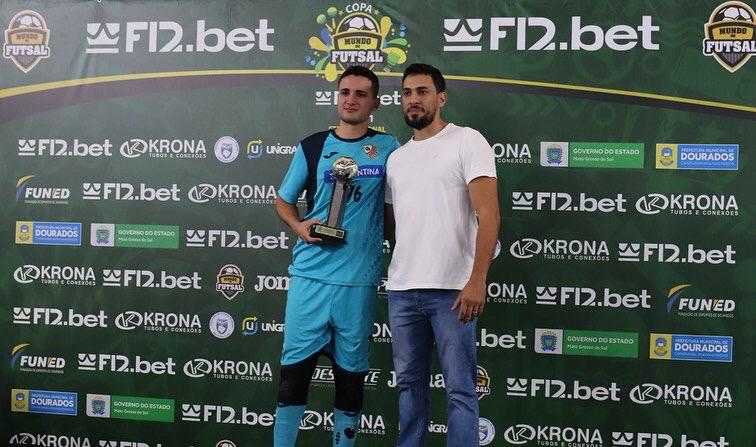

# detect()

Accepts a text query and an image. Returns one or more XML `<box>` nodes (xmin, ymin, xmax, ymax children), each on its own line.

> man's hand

<box><xmin>275</xmin><ymin>196</ymin><xmax>323</xmax><ymax>244</ymax></box>
<box><xmin>452</xmin><ymin>279</ymin><xmax>486</xmax><ymax>322</ymax></box>
<box><xmin>293</xmin><ymin>218</ymin><xmax>323</xmax><ymax>244</ymax></box>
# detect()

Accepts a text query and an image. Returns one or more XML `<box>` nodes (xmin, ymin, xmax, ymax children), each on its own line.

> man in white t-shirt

<box><xmin>385</xmin><ymin>63</ymin><xmax>500</xmax><ymax>447</ymax></box>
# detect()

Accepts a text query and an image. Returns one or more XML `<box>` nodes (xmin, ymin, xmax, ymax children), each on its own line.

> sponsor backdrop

<box><xmin>2</xmin><ymin>1</ymin><xmax>754</xmax><ymax>446</ymax></box>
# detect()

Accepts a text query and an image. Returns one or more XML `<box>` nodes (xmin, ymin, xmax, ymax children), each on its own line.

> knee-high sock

<box><xmin>274</xmin><ymin>404</ymin><xmax>306</xmax><ymax>447</ymax></box>
<box><xmin>333</xmin><ymin>408</ymin><xmax>360</xmax><ymax>447</ymax></box>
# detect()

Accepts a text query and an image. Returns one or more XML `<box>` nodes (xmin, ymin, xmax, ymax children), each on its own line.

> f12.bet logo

<box><xmin>85</xmin><ymin>18</ymin><xmax>274</xmax><ymax>54</ymax></box>
<box><xmin>443</xmin><ymin>15</ymin><xmax>660</xmax><ymax>52</ymax></box>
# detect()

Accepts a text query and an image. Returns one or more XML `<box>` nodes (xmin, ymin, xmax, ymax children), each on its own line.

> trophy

<box><xmin>310</xmin><ymin>156</ymin><xmax>359</xmax><ymax>244</ymax></box>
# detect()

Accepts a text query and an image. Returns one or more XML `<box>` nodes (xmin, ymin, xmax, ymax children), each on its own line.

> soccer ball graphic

<box><xmin>223</xmin><ymin>265</ymin><xmax>241</xmax><ymax>276</ymax></box>
<box><xmin>344</xmin><ymin>16</ymin><xmax>378</xmax><ymax>32</ymax></box>
<box><xmin>13</xmin><ymin>13</ymin><xmax>43</xmax><ymax>29</ymax></box>
<box><xmin>717</xmin><ymin>5</ymin><xmax>753</xmax><ymax>21</ymax></box>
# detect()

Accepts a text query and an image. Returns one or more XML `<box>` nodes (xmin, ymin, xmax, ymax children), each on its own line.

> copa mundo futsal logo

<box><xmin>304</xmin><ymin>3</ymin><xmax>410</xmax><ymax>81</ymax></box>
<box><xmin>703</xmin><ymin>1</ymin><xmax>756</xmax><ymax>72</ymax></box>
<box><xmin>3</xmin><ymin>10</ymin><xmax>50</xmax><ymax>73</ymax></box>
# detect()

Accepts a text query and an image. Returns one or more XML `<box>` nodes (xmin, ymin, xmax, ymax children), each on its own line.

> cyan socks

<box><xmin>333</xmin><ymin>408</ymin><xmax>360</xmax><ymax>447</ymax></box>
<box><xmin>273</xmin><ymin>404</ymin><xmax>306</xmax><ymax>447</ymax></box>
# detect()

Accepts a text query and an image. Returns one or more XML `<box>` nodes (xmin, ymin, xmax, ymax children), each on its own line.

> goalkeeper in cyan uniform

<box><xmin>273</xmin><ymin>65</ymin><xmax>400</xmax><ymax>447</ymax></box>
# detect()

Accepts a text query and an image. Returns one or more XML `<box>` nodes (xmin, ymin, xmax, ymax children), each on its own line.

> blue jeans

<box><xmin>388</xmin><ymin>289</ymin><xmax>479</xmax><ymax>447</ymax></box>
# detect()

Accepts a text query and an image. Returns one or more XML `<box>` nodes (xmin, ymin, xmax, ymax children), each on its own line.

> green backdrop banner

<box><xmin>2</xmin><ymin>1</ymin><xmax>754</xmax><ymax>446</ymax></box>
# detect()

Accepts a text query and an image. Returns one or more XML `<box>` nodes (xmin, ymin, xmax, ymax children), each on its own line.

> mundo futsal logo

<box><xmin>304</xmin><ymin>3</ymin><xmax>410</xmax><ymax>81</ymax></box>
<box><xmin>703</xmin><ymin>1</ymin><xmax>756</xmax><ymax>72</ymax></box>
<box><xmin>3</xmin><ymin>11</ymin><xmax>50</xmax><ymax>73</ymax></box>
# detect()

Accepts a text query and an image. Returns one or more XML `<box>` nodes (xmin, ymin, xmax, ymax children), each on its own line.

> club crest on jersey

<box><xmin>363</xmin><ymin>144</ymin><xmax>378</xmax><ymax>159</ymax></box>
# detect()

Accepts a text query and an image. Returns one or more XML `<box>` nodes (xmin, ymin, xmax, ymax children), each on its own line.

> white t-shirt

<box><xmin>385</xmin><ymin>123</ymin><xmax>497</xmax><ymax>291</ymax></box>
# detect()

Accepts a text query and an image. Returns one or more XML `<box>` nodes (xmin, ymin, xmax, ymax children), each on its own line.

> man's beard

<box><xmin>404</xmin><ymin>108</ymin><xmax>435</xmax><ymax>130</ymax></box>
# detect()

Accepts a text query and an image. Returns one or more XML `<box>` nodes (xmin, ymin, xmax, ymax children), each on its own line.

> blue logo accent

<box><xmin>28</xmin><ymin>390</ymin><xmax>78</xmax><ymax>415</ymax></box>
<box><xmin>677</xmin><ymin>144</ymin><xmax>738</xmax><ymax>170</ymax></box>
<box><xmin>547</xmin><ymin>147</ymin><xmax>563</xmax><ymax>164</ymax></box>
<box><xmin>30</xmin><ymin>222</ymin><xmax>82</xmax><ymax>246</ymax></box>
<box><xmin>324</xmin><ymin>165</ymin><xmax>384</xmax><ymax>183</ymax></box>
<box><xmin>666</xmin><ymin>285</ymin><xmax>692</xmax><ymax>314</ymax></box>
<box><xmin>669</xmin><ymin>335</ymin><xmax>733</xmax><ymax>362</ymax></box>
<box><xmin>16</xmin><ymin>175</ymin><xmax>34</xmax><ymax>201</ymax></box>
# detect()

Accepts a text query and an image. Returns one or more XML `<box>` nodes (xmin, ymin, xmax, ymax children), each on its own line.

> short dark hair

<box><xmin>338</xmin><ymin>65</ymin><xmax>379</xmax><ymax>96</ymax></box>
<box><xmin>402</xmin><ymin>63</ymin><xmax>446</xmax><ymax>93</ymax></box>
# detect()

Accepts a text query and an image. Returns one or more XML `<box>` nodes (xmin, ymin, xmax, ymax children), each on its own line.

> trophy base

<box><xmin>310</xmin><ymin>224</ymin><xmax>347</xmax><ymax>244</ymax></box>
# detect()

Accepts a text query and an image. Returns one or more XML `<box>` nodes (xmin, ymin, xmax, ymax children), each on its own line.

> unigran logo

<box><xmin>304</xmin><ymin>3</ymin><xmax>410</xmax><ymax>81</ymax></box>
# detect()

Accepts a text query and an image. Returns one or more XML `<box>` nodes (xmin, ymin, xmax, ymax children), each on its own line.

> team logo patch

<box><xmin>703</xmin><ymin>1</ymin><xmax>756</xmax><ymax>72</ymax></box>
<box><xmin>3</xmin><ymin>10</ymin><xmax>50</xmax><ymax>73</ymax></box>
<box><xmin>304</xmin><ymin>4</ymin><xmax>410</xmax><ymax>81</ymax></box>
<box><xmin>363</xmin><ymin>144</ymin><xmax>378</xmax><ymax>159</ymax></box>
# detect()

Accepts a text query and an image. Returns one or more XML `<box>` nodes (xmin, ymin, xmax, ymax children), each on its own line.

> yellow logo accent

<box><xmin>11</xmin><ymin>389</ymin><xmax>29</xmax><ymax>412</ymax></box>
<box><xmin>306</xmin><ymin>4</ymin><xmax>410</xmax><ymax>81</ymax></box>
<box><xmin>655</xmin><ymin>144</ymin><xmax>678</xmax><ymax>169</ymax></box>
<box><xmin>703</xmin><ymin>1</ymin><xmax>756</xmax><ymax>72</ymax></box>
<box><xmin>15</xmin><ymin>221</ymin><xmax>33</xmax><ymax>244</ymax></box>
<box><xmin>649</xmin><ymin>333</ymin><xmax>672</xmax><ymax>360</ymax></box>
